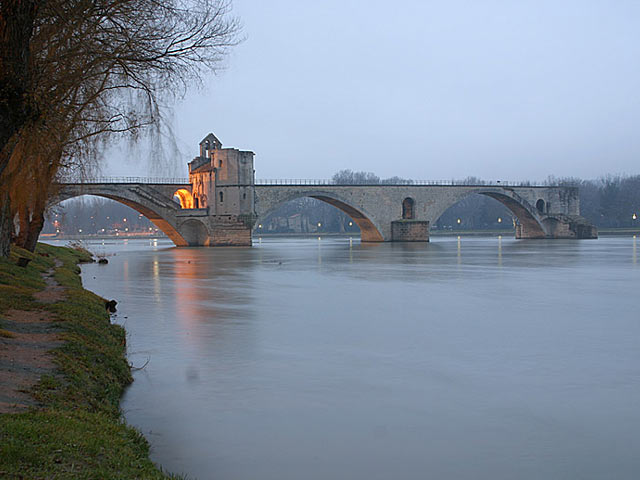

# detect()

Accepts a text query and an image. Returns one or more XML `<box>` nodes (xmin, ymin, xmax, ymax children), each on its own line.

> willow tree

<box><xmin>0</xmin><ymin>0</ymin><xmax>240</xmax><ymax>255</ymax></box>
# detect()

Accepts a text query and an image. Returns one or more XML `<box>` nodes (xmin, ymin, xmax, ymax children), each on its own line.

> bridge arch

<box><xmin>54</xmin><ymin>185</ymin><xmax>190</xmax><ymax>246</ymax></box>
<box><xmin>255</xmin><ymin>189</ymin><xmax>385</xmax><ymax>242</ymax></box>
<box><xmin>179</xmin><ymin>219</ymin><xmax>210</xmax><ymax>246</ymax></box>
<box><xmin>430</xmin><ymin>188</ymin><xmax>547</xmax><ymax>238</ymax></box>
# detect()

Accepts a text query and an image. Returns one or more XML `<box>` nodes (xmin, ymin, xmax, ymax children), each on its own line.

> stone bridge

<box><xmin>54</xmin><ymin>133</ymin><xmax>597</xmax><ymax>246</ymax></box>
<box><xmin>254</xmin><ymin>183</ymin><xmax>595</xmax><ymax>242</ymax></box>
<box><xmin>56</xmin><ymin>181</ymin><xmax>195</xmax><ymax>246</ymax></box>
<box><xmin>55</xmin><ymin>180</ymin><xmax>597</xmax><ymax>246</ymax></box>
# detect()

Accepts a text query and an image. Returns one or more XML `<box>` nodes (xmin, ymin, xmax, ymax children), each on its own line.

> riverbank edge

<box><xmin>0</xmin><ymin>243</ymin><xmax>183</xmax><ymax>479</ymax></box>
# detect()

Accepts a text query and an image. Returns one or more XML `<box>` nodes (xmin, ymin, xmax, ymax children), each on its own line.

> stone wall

<box><xmin>209</xmin><ymin>216</ymin><xmax>252</xmax><ymax>246</ymax></box>
<box><xmin>391</xmin><ymin>221</ymin><xmax>429</xmax><ymax>242</ymax></box>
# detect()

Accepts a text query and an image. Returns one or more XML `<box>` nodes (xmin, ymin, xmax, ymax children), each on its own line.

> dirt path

<box><xmin>0</xmin><ymin>261</ymin><xmax>65</xmax><ymax>413</ymax></box>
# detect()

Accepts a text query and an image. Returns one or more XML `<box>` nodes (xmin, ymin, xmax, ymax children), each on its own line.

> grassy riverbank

<box><xmin>0</xmin><ymin>243</ymin><xmax>181</xmax><ymax>479</ymax></box>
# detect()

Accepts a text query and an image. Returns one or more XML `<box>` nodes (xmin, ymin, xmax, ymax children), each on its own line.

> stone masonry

<box><xmin>56</xmin><ymin>133</ymin><xmax>598</xmax><ymax>246</ymax></box>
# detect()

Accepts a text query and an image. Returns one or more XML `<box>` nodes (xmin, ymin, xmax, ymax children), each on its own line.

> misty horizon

<box><xmin>103</xmin><ymin>0</ymin><xmax>640</xmax><ymax>183</ymax></box>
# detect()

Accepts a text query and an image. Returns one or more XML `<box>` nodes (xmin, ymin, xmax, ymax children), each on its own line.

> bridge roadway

<box><xmin>56</xmin><ymin>179</ymin><xmax>598</xmax><ymax>246</ymax></box>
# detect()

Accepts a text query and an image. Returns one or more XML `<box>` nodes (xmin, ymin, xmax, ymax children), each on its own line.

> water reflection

<box><xmin>349</xmin><ymin>237</ymin><xmax>353</xmax><ymax>263</ymax></box>
<box><xmin>152</xmin><ymin>257</ymin><xmax>162</xmax><ymax>304</ymax></box>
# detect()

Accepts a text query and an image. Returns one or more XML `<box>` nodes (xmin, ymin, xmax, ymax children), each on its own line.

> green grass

<box><xmin>0</xmin><ymin>243</ymin><xmax>184</xmax><ymax>479</ymax></box>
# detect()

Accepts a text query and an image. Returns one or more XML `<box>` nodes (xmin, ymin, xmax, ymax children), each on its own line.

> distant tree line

<box><xmin>47</xmin><ymin>173</ymin><xmax>640</xmax><ymax>236</ymax></box>
<box><xmin>548</xmin><ymin>175</ymin><xmax>640</xmax><ymax>228</ymax></box>
<box><xmin>43</xmin><ymin>198</ymin><xmax>155</xmax><ymax>236</ymax></box>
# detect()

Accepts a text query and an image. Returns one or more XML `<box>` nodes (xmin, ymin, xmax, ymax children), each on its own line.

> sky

<box><xmin>106</xmin><ymin>0</ymin><xmax>640</xmax><ymax>182</ymax></box>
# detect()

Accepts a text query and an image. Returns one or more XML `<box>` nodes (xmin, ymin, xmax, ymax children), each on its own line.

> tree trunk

<box><xmin>15</xmin><ymin>204</ymin><xmax>29</xmax><ymax>248</ymax></box>
<box><xmin>18</xmin><ymin>190</ymin><xmax>46</xmax><ymax>253</ymax></box>
<box><xmin>0</xmin><ymin>191</ymin><xmax>10</xmax><ymax>256</ymax></box>
<box><xmin>23</xmin><ymin>204</ymin><xmax>44</xmax><ymax>252</ymax></box>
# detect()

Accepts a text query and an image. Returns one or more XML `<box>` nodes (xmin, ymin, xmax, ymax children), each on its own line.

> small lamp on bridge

<box><xmin>457</xmin><ymin>218</ymin><xmax>461</xmax><ymax>225</ymax></box>
<box><xmin>633</xmin><ymin>213</ymin><xmax>637</xmax><ymax>220</ymax></box>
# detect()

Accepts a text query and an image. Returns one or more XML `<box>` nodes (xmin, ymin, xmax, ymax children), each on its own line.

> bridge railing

<box><xmin>60</xmin><ymin>177</ymin><xmax>555</xmax><ymax>188</ymax></box>
<box><xmin>59</xmin><ymin>176</ymin><xmax>190</xmax><ymax>184</ymax></box>
<box><xmin>255</xmin><ymin>179</ymin><xmax>548</xmax><ymax>187</ymax></box>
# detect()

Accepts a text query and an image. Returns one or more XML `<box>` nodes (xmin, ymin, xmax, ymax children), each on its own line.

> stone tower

<box><xmin>186</xmin><ymin>133</ymin><xmax>256</xmax><ymax>245</ymax></box>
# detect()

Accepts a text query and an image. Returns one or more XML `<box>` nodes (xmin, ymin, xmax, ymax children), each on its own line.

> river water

<box><xmin>56</xmin><ymin>235</ymin><xmax>640</xmax><ymax>479</ymax></box>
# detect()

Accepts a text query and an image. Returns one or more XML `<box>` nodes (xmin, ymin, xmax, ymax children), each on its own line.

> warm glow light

<box><xmin>123</xmin><ymin>218</ymin><xmax>127</xmax><ymax>222</ymax></box>
<box><xmin>258</xmin><ymin>224</ymin><xmax>262</xmax><ymax>229</ymax></box>
<box><xmin>78</xmin><ymin>229</ymin><xmax>82</xmax><ymax>233</ymax></box>
<box><xmin>348</xmin><ymin>221</ymin><xmax>353</xmax><ymax>226</ymax></box>
<box><xmin>317</xmin><ymin>222</ymin><xmax>322</xmax><ymax>227</ymax></box>
<box><xmin>174</xmin><ymin>188</ymin><xmax>195</xmax><ymax>209</ymax></box>
<box><xmin>497</xmin><ymin>217</ymin><xmax>502</xmax><ymax>223</ymax></box>
<box><xmin>457</xmin><ymin>218</ymin><xmax>461</xmax><ymax>224</ymax></box>
<box><xmin>633</xmin><ymin>213</ymin><xmax>637</xmax><ymax>220</ymax></box>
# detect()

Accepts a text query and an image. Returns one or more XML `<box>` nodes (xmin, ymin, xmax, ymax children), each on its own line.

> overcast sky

<box><xmin>107</xmin><ymin>0</ymin><xmax>640</xmax><ymax>181</ymax></box>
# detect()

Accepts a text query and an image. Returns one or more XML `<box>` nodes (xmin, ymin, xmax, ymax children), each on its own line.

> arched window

<box><xmin>536</xmin><ymin>199</ymin><xmax>545</xmax><ymax>213</ymax></box>
<box><xmin>173</xmin><ymin>188</ymin><xmax>194</xmax><ymax>209</ymax></box>
<box><xmin>402</xmin><ymin>197</ymin><xmax>415</xmax><ymax>219</ymax></box>
<box><xmin>219</xmin><ymin>191</ymin><xmax>224</xmax><ymax>203</ymax></box>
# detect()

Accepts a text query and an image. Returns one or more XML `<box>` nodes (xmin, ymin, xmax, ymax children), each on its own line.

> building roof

<box><xmin>199</xmin><ymin>133</ymin><xmax>222</xmax><ymax>150</ymax></box>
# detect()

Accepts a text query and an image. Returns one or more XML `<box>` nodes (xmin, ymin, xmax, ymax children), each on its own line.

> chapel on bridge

<box><xmin>187</xmin><ymin>133</ymin><xmax>255</xmax><ymax>215</ymax></box>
